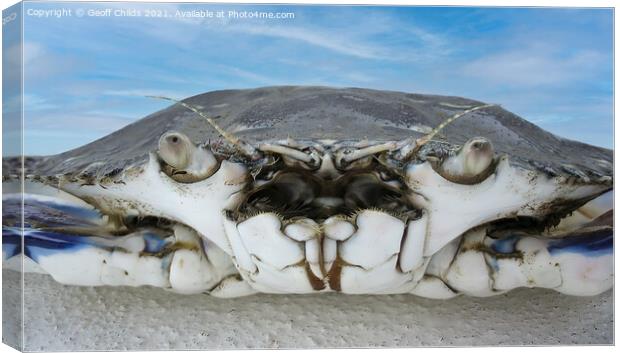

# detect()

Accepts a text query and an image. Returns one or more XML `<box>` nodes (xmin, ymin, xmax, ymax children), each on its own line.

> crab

<box><xmin>2</xmin><ymin>86</ymin><xmax>613</xmax><ymax>298</ymax></box>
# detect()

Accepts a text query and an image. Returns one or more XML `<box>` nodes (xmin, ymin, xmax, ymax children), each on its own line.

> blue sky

<box><xmin>6</xmin><ymin>3</ymin><xmax>614</xmax><ymax>155</ymax></box>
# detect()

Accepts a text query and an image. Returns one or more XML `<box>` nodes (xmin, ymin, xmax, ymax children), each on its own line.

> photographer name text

<box><xmin>25</xmin><ymin>7</ymin><xmax>295</xmax><ymax>20</ymax></box>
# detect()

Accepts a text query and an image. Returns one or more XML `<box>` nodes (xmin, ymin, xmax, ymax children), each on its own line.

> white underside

<box><xmin>10</xmin><ymin>154</ymin><xmax>612</xmax><ymax>297</ymax></box>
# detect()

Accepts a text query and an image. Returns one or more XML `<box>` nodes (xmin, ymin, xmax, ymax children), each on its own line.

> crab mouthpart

<box><xmin>232</xmin><ymin>171</ymin><xmax>419</xmax><ymax>222</ymax></box>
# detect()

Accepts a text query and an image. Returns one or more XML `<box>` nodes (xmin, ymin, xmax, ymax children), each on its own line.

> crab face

<box><xmin>3</xmin><ymin>88</ymin><xmax>613</xmax><ymax>298</ymax></box>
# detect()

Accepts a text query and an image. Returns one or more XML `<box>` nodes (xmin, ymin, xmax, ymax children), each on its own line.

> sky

<box><xmin>4</xmin><ymin>2</ymin><xmax>614</xmax><ymax>155</ymax></box>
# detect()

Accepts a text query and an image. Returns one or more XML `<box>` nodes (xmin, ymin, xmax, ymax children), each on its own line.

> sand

<box><xmin>1</xmin><ymin>270</ymin><xmax>612</xmax><ymax>351</ymax></box>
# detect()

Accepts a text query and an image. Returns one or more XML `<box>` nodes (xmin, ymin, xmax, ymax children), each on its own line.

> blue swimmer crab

<box><xmin>2</xmin><ymin>86</ymin><xmax>613</xmax><ymax>298</ymax></box>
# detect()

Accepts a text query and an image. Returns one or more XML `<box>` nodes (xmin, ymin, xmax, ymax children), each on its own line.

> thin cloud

<box><xmin>25</xmin><ymin>111</ymin><xmax>136</xmax><ymax>133</ymax></box>
<box><xmin>227</xmin><ymin>24</ymin><xmax>387</xmax><ymax>60</ymax></box>
<box><xmin>220</xmin><ymin>19</ymin><xmax>451</xmax><ymax>62</ymax></box>
<box><xmin>21</xmin><ymin>41</ymin><xmax>88</xmax><ymax>81</ymax></box>
<box><xmin>103</xmin><ymin>89</ymin><xmax>198</xmax><ymax>100</ymax></box>
<box><xmin>341</xmin><ymin>72</ymin><xmax>375</xmax><ymax>83</ymax></box>
<box><xmin>23</xmin><ymin>94</ymin><xmax>59</xmax><ymax>111</ymax></box>
<box><xmin>213</xmin><ymin>65</ymin><xmax>281</xmax><ymax>85</ymax></box>
<box><xmin>94</xmin><ymin>6</ymin><xmax>449</xmax><ymax>62</ymax></box>
<box><xmin>529</xmin><ymin>115</ymin><xmax>578</xmax><ymax>124</ymax></box>
<box><xmin>461</xmin><ymin>47</ymin><xmax>607</xmax><ymax>87</ymax></box>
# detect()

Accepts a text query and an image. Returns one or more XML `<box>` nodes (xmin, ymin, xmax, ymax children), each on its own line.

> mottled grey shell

<box><xmin>17</xmin><ymin>86</ymin><xmax>613</xmax><ymax>180</ymax></box>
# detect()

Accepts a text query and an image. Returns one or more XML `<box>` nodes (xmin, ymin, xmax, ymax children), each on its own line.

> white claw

<box><xmin>553</xmin><ymin>252</ymin><xmax>613</xmax><ymax>296</ymax></box>
<box><xmin>29</xmin><ymin>224</ymin><xmax>234</xmax><ymax>294</ymax></box>
<box><xmin>225</xmin><ymin>213</ymin><xmax>316</xmax><ymax>293</ymax></box>
<box><xmin>339</xmin><ymin>210</ymin><xmax>404</xmax><ymax>270</ymax></box>
<box><xmin>168</xmin><ymin>225</ymin><xmax>220</xmax><ymax>294</ymax></box>
<box><xmin>236</xmin><ymin>213</ymin><xmax>304</xmax><ymax>270</ymax></box>
<box><xmin>169</xmin><ymin>249</ymin><xmax>215</xmax><ymax>294</ymax></box>
<box><xmin>248</xmin><ymin>256</ymin><xmax>316</xmax><ymax>294</ymax></box>
<box><xmin>340</xmin><ymin>255</ymin><xmax>410</xmax><ymax>294</ymax></box>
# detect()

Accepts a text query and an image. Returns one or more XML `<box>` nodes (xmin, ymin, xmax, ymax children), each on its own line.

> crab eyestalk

<box><xmin>158</xmin><ymin>131</ymin><xmax>219</xmax><ymax>183</ymax></box>
<box><xmin>436</xmin><ymin>137</ymin><xmax>495</xmax><ymax>184</ymax></box>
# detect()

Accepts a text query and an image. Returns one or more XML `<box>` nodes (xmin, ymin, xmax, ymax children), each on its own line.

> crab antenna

<box><xmin>398</xmin><ymin>103</ymin><xmax>498</xmax><ymax>160</ymax></box>
<box><xmin>259</xmin><ymin>143</ymin><xmax>315</xmax><ymax>164</ymax></box>
<box><xmin>423</xmin><ymin>104</ymin><xmax>497</xmax><ymax>144</ymax></box>
<box><xmin>341</xmin><ymin>142</ymin><xmax>398</xmax><ymax>163</ymax></box>
<box><xmin>147</xmin><ymin>95</ymin><xmax>261</xmax><ymax>159</ymax></box>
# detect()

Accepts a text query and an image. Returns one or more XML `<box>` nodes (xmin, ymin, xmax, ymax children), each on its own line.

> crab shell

<box><xmin>3</xmin><ymin>86</ymin><xmax>613</xmax><ymax>297</ymax></box>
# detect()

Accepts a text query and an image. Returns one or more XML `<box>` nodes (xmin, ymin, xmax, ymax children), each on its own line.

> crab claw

<box><xmin>2</xmin><ymin>194</ymin><xmax>256</xmax><ymax>296</ymax></box>
<box><xmin>411</xmin><ymin>202</ymin><xmax>613</xmax><ymax>298</ymax></box>
<box><xmin>158</xmin><ymin>131</ymin><xmax>219</xmax><ymax>183</ymax></box>
<box><xmin>327</xmin><ymin>210</ymin><xmax>428</xmax><ymax>294</ymax></box>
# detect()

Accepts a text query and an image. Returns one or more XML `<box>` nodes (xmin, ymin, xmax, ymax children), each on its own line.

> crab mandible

<box><xmin>2</xmin><ymin>87</ymin><xmax>613</xmax><ymax>298</ymax></box>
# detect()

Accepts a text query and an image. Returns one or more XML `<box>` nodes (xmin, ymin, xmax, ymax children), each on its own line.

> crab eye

<box><xmin>159</xmin><ymin>132</ymin><xmax>192</xmax><ymax>169</ymax></box>
<box><xmin>434</xmin><ymin>137</ymin><xmax>495</xmax><ymax>184</ymax></box>
<box><xmin>468</xmin><ymin>138</ymin><xmax>492</xmax><ymax>153</ymax></box>
<box><xmin>158</xmin><ymin>131</ymin><xmax>219</xmax><ymax>183</ymax></box>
